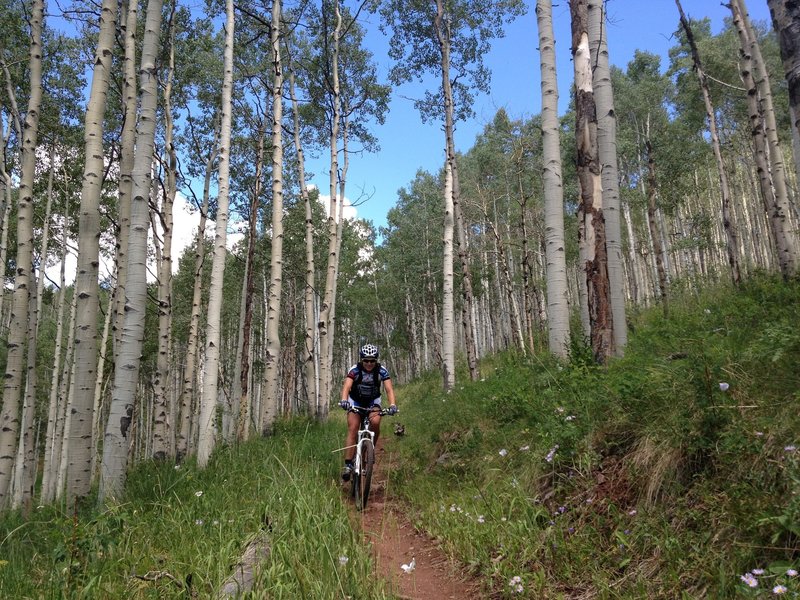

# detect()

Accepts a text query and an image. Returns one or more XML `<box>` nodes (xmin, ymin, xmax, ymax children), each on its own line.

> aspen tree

<box><xmin>0</xmin><ymin>0</ymin><xmax>44</xmax><ymax>506</ymax></box>
<box><xmin>40</xmin><ymin>210</ymin><xmax>70</xmax><ymax>504</ymax></box>
<box><xmin>100</xmin><ymin>0</ymin><xmax>164</xmax><ymax>501</ymax></box>
<box><xmin>67</xmin><ymin>0</ymin><xmax>118</xmax><ymax>505</ymax></box>
<box><xmin>151</xmin><ymin>6</ymin><xmax>178</xmax><ymax>459</ymax></box>
<box><xmin>114</xmin><ymin>0</ymin><xmax>138</xmax><ymax>360</ymax></box>
<box><xmin>177</xmin><ymin>139</ymin><xmax>216</xmax><ymax>460</ymax></box>
<box><xmin>285</xmin><ymin>44</ymin><xmax>318</xmax><ymax>415</ymax></box>
<box><xmin>588</xmin><ymin>0</ymin><xmax>626</xmax><ymax>353</ymax></box>
<box><xmin>570</xmin><ymin>0</ymin><xmax>613</xmax><ymax>364</ymax></box>
<box><xmin>536</xmin><ymin>0</ymin><xmax>570</xmax><ymax>359</ymax></box>
<box><xmin>197</xmin><ymin>0</ymin><xmax>234</xmax><ymax>467</ymax></box>
<box><xmin>260</xmin><ymin>0</ymin><xmax>285</xmax><ymax>433</ymax></box>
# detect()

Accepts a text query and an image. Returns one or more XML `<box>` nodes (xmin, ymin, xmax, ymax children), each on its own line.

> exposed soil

<box><xmin>345</xmin><ymin>438</ymin><xmax>481</xmax><ymax>600</ymax></box>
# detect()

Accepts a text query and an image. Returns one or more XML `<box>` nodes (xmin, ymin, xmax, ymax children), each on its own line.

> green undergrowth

<box><xmin>1</xmin><ymin>275</ymin><xmax>797</xmax><ymax>599</ymax></box>
<box><xmin>0</xmin><ymin>419</ymin><xmax>391</xmax><ymax>599</ymax></box>
<box><xmin>387</xmin><ymin>275</ymin><xmax>800</xmax><ymax>598</ymax></box>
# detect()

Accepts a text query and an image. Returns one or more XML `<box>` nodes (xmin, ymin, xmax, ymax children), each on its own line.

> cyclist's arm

<box><xmin>383</xmin><ymin>378</ymin><xmax>397</xmax><ymax>409</ymax></box>
<box><xmin>340</xmin><ymin>376</ymin><xmax>354</xmax><ymax>402</ymax></box>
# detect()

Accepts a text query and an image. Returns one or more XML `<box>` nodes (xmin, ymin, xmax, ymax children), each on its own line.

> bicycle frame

<box><xmin>352</xmin><ymin>407</ymin><xmax>382</xmax><ymax>477</ymax></box>
<box><xmin>347</xmin><ymin>405</ymin><xmax>391</xmax><ymax>510</ymax></box>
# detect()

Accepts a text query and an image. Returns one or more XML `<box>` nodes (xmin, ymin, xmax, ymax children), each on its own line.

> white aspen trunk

<box><xmin>535</xmin><ymin>245</ymin><xmax>548</xmax><ymax>327</ymax></box>
<box><xmin>99</xmin><ymin>0</ymin><xmax>163</xmax><ymax>501</ymax></box>
<box><xmin>516</xmin><ymin>177</ymin><xmax>535</xmax><ymax>350</ymax></box>
<box><xmin>177</xmin><ymin>140</ymin><xmax>215</xmax><ymax>460</ymax></box>
<box><xmin>492</xmin><ymin>230</ymin><xmax>509</xmax><ymax>349</ymax></box>
<box><xmin>114</xmin><ymin>0</ymin><xmax>138</xmax><ymax>361</ymax></box>
<box><xmin>0</xmin><ymin>187</ymin><xmax>11</xmax><ymax>329</ymax></box>
<box><xmin>261</xmin><ymin>0</ymin><xmax>285</xmax><ymax>433</ymax></box>
<box><xmin>12</xmin><ymin>274</ymin><xmax>38</xmax><ymax>512</ymax></box>
<box><xmin>736</xmin><ymin>0</ymin><xmax>799</xmax><ymax>277</ymax></box>
<box><xmin>734</xmin><ymin>165</ymin><xmax>752</xmax><ymax>270</ymax></box>
<box><xmin>56</xmin><ymin>353</ymin><xmax>78</xmax><ymax>501</ymax></box>
<box><xmin>0</xmin><ymin>118</ymin><xmax>12</xmax><ymax>326</ymax></box>
<box><xmin>238</xmin><ymin>123</ymin><xmax>266</xmax><ymax>439</ymax></box>
<box><xmin>12</xmin><ymin>141</ymin><xmax>57</xmax><ymax>511</ymax></box>
<box><xmin>485</xmin><ymin>214</ymin><xmax>526</xmax><ymax>354</ymax></box>
<box><xmin>537</xmin><ymin>0</ymin><xmax>570</xmax><ymax>359</ymax></box>
<box><xmin>441</xmin><ymin>159</ymin><xmax>456</xmax><ymax>390</ymax></box>
<box><xmin>40</xmin><ymin>222</ymin><xmax>70</xmax><ymax>504</ymax></box>
<box><xmin>327</xmin><ymin>122</ymin><xmax>349</xmax><ymax>395</ymax></box>
<box><xmin>0</xmin><ymin>0</ymin><xmax>43</xmax><ymax>506</ymax></box>
<box><xmin>46</xmin><ymin>286</ymin><xmax>77</xmax><ymax>502</ymax></box>
<box><xmin>13</xmin><ymin>139</ymin><xmax>60</xmax><ymax>511</ymax></box>
<box><xmin>1</xmin><ymin>82</ymin><xmax>20</xmax><ymax>337</ymax></box>
<box><xmin>657</xmin><ymin>205</ymin><xmax>673</xmax><ymax>281</ymax></box>
<box><xmin>434</xmin><ymin>0</ymin><xmax>480</xmax><ymax>381</ymax></box>
<box><xmin>589</xmin><ymin>0</ymin><xmax>626</xmax><ymax>354</ymax></box>
<box><xmin>90</xmin><ymin>294</ymin><xmax>112</xmax><ymax>483</ymax></box>
<box><xmin>286</xmin><ymin>60</ymin><xmax>318</xmax><ymax>417</ymax></box>
<box><xmin>152</xmin><ymin>14</ymin><xmax>177</xmax><ymax>460</ymax></box>
<box><xmin>645</xmin><ymin>142</ymin><xmax>669</xmax><ymax>317</ymax></box>
<box><xmin>197</xmin><ymin>0</ymin><xmax>234</xmax><ymax>467</ymax></box>
<box><xmin>742</xmin><ymin>166</ymin><xmax>772</xmax><ymax>270</ymax></box>
<box><xmin>317</xmin><ymin>0</ymin><xmax>343</xmax><ymax>412</ymax></box>
<box><xmin>232</xmin><ymin>249</ymin><xmax>249</xmax><ymax>436</ymax></box>
<box><xmin>571</xmin><ymin>0</ymin><xmax>613</xmax><ymax>364</ymax></box>
<box><xmin>435</xmin><ymin>0</ymin><xmax>456</xmax><ymax>389</ymax></box>
<box><xmin>673</xmin><ymin>204</ymin><xmax>693</xmax><ymax>283</ymax></box>
<box><xmin>477</xmin><ymin>277</ymin><xmax>488</xmax><ymax>354</ymax></box>
<box><xmin>66</xmin><ymin>0</ymin><xmax>118</xmax><ymax>506</ymax></box>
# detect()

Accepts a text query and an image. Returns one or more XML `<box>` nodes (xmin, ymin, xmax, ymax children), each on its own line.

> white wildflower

<box><xmin>400</xmin><ymin>557</ymin><xmax>416</xmax><ymax>573</ymax></box>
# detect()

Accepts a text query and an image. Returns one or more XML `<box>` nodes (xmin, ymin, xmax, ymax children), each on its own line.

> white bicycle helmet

<box><xmin>359</xmin><ymin>343</ymin><xmax>379</xmax><ymax>360</ymax></box>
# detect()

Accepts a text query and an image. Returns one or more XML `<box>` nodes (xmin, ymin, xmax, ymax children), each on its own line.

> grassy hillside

<box><xmin>0</xmin><ymin>421</ymin><xmax>392</xmax><ymax>598</ymax></box>
<box><xmin>0</xmin><ymin>275</ymin><xmax>797</xmax><ymax>598</ymax></box>
<box><xmin>389</xmin><ymin>275</ymin><xmax>800</xmax><ymax>598</ymax></box>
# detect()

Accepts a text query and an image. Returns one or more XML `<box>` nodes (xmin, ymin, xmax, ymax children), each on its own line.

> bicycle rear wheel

<box><xmin>355</xmin><ymin>439</ymin><xmax>374</xmax><ymax>511</ymax></box>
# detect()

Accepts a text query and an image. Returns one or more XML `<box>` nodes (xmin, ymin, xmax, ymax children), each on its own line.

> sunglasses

<box><xmin>362</xmin><ymin>359</ymin><xmax>376</xmax><ymax>364</ymax></box>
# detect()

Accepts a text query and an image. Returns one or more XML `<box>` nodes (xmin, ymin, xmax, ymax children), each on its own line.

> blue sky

<box><xmin>303</xmin><ymin>0</ymin><xmax>773</xmax><ymax>233</ymax></box>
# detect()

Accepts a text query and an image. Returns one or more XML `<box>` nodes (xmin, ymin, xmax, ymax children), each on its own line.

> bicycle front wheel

<box><xmin>355</xmin><ymin>439</ymin><xmax>374</xmax><ymax>511</ymax></box>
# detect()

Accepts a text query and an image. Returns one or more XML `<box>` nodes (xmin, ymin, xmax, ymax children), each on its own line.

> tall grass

<box><xmin>0</xmin><ymin>418</ymin><xmax>392</xmax><ymax>599</ymax></box>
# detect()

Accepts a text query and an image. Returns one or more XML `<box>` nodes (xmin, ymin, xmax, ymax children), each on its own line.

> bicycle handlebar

<box><xmin>346</xmin><ymin>405</ymin><xmax>396</xmax><ymax>417</ymax></box>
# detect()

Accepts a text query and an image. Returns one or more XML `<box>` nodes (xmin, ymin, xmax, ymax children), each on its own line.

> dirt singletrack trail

<box><xmin>349</xmin><ymin>437</ymin><xmax>481</xmax><ymax>600</ymax></box>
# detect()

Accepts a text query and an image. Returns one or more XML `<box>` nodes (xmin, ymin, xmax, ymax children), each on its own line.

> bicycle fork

<box><xmin>354</xmin><ymin>430</ymin><xmax>375</xmax><ymax>474</ymax></box>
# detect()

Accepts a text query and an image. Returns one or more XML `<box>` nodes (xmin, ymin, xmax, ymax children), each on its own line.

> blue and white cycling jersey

<box><xmin>346</xmin><ymin>363</ymin><xmax>391</xmax><ymax>406</ymax></box>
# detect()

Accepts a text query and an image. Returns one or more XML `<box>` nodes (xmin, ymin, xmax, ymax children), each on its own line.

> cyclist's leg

<box><xmin>369</xmin><ymin>411</ymin><xmax>382</xmax><ymax>448</ymax></box>
<box><xmin>345</xmin><ymin>411</ymin><xmax>360</xmax><ymax>462</ymax></box>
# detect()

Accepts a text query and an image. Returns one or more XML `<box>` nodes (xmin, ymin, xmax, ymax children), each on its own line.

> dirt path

<box><xmin>348</xmin><ymin>439</ymin><xmax>481</xmax><ymax>600</ymax></box>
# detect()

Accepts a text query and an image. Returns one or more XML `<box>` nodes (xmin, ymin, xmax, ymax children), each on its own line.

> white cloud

<box><xmin>313</xmin><ymin>185</ymin><xmax>358</xmax><ymax>222</ymax></box>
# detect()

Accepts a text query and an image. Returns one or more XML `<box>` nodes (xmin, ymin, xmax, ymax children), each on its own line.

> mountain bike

<box><xmin>348</xmin><ymin>405</ymin><xmax>394</xmax><ymax>511</ymax></box>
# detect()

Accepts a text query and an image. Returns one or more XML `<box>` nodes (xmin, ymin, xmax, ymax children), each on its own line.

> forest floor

<box><xmin>347</xmin><ymin>438</ymin><xmax>481</xmax><ymax>600</ymax></box>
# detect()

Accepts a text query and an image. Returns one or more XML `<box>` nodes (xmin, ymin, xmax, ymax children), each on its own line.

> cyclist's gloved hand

<box><xmin>339</xmin><ymin>400</ymin><xmax>352</xmax><ymax>410</ymax></box>
<box><xmin>387</xmin><ymin>405</ymin><xmax>398</xmax><ymax>415</ymax></box>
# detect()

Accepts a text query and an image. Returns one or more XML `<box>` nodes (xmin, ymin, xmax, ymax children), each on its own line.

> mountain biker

<box><xmin>339</xmin><ymin>343</ymin><xmax>397</xmax><ymax>481</ymax></box>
